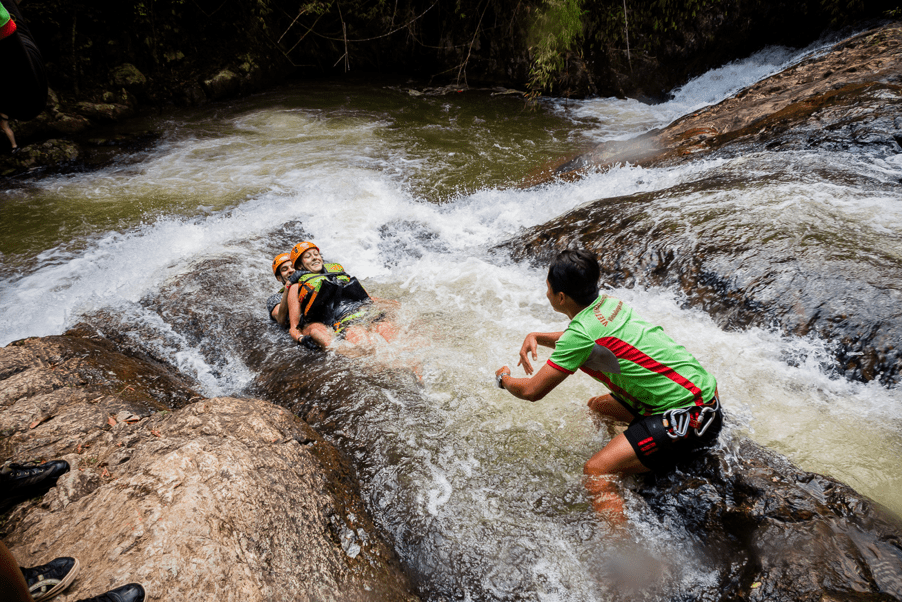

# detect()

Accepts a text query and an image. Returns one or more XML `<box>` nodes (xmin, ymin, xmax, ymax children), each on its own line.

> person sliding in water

<box><xmin>284</xmin><ymin>241</ymin><xmax>398</xmax><ymax>350</ymax></box>
<box><xmin>266</xmin><ymin>252</ymin><xmax>295</xmax><ymax>327</ymax></box>
<box><xmin>495</xmin><ymin>249</ymin><xmax>723</xmax><ymax>519</ymax></box>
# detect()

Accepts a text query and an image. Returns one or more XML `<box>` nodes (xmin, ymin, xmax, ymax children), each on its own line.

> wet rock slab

<box><xmin>496</xmin><ymin>184</ymin><xmax>902</xmax><ymax>385</ymax></box>
<box><xmin>0</xmin><ymin>333</ymin><xmax>419</xmax><ymax>601</ymax></box>
<box><xmin>625</xmin><ymin>438</ymin><xmax>902</xmax><ymax>601</ymax></box>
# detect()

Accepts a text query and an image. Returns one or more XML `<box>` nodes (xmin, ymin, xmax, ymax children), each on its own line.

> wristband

<box><xmin>496</xmin><ymin>371</ymin><xmax>510</xmax><ymax>389</ymax></box>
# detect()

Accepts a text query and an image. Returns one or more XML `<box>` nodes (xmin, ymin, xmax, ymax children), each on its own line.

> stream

<box><xmin>2</xmin><ymin>35</ymin><xmax>901</xmax><ymax>601</ymax></box>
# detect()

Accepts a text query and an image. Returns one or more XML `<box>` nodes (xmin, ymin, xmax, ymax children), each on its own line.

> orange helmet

<box><xmin>290</xmin><ymin>241</ymin><xmax>319</xmax><ymax>269</ymax></box>
<box><xmin>271</xmin><ymin>252</ymin><xmax>292</xmax><ymax>279</ymax></box>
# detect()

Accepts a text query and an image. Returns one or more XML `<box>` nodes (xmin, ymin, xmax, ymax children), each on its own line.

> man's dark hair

<box><xmin>547</xmin><ymin>249</ymin><xmax>600</xmax><ymax>306</ymax></box>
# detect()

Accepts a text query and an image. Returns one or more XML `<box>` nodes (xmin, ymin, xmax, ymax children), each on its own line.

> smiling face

<box><xmin>300</xmin><ymin>247</ymin><xmax>324</xmax><ymax>272</ymax></box>
<box><xmin>276</xmin><ymin>260</ymin><xmax>295</xmax><ymax>284</ymax></box>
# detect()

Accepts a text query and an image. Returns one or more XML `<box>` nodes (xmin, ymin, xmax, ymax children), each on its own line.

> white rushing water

<box><xmin>1</xmin><ymin>34</ymin><xmax>901</xmax><ymax>600</ymax></box>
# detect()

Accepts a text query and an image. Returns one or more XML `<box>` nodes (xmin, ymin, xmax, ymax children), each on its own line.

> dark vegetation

<box><xmin>20</xmin><ymin>0</ymin><xmax>899</xmax><ymax>106</ymax></box>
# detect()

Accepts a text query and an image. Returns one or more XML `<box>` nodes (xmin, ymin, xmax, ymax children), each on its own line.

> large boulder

<box><xmin>0</xmin><ymin>333</ymin><xmax>419</xmax><ymax>601</ymax></box>
<box><xmin>203</xmin><ymin>69</ymin><xmax>242</xmax><ymax>101</ymax></box>
<box><xmin>617</xmin><ymin>438</ymin><xmax>902</xmax><ymax>601</ymax></box>
<box><xmin>0</xmin><ymin>139</ymin><xmax>81</xmax><ymax>177</ymax></box>
<box><xmin>111</xmin><ymin>64</ymin><xmax>148</xmax><ymax>96</ymax></box>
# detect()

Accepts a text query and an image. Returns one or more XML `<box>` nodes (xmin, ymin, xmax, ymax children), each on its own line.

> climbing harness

<box><xmin>662</xmin><ymin>393</ymin><xmax>721</xmax><ymax>440</ymax></box>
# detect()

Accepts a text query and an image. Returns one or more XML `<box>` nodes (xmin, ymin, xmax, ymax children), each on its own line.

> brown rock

<box><xmin>203</xmin><ymin>69</ymin><xmax>242</xmax><ymax>101</ymax></box>
<box><xmin>49</xmin><ymin>114</ymin><xmax>92</xmax><ymax>136</ymax></box>
<box><xmin>1</xmin><ymin>334</ymin><xmax>419</xmax><ymax>601</ymax></box>
<box><xmin>111</xmin><ymin>64</ymin><xmax>148</xmax><ymax>95</ymax></box>
<box><xmin>75</xmin><ymin>102</ymin><xmax>135</xmax><ymax>123</ymax></box>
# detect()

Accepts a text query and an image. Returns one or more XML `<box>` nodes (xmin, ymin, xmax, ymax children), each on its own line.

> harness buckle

<box><xmin>662</xmin><ymin>397</ymin><xmax>720</xmax><ymax>440</ymax></box>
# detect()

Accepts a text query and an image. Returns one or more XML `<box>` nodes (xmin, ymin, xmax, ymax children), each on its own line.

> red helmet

<box><xmin>271</xmin><ymin>252</ymin><xmax>292</xmax><ymax>279</ymax></box>
<box><xmin>289</xmin><ymin>241</ymin><xmax>319</xmax><ymax>269</ymax></box>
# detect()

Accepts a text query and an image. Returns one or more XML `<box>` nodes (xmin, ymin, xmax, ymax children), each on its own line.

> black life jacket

<box><xmin>292</xmin><ymin>262</ymin><xmax>370</xmax><ymax>324</ymax></box>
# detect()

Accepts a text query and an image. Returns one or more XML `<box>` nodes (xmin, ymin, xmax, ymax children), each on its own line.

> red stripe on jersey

<box><xmin>596</xmin><ymin>337</ymin><xmax>704</xmax><ymax>404</ymax></box>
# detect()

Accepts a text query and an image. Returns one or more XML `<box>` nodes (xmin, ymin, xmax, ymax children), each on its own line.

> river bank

<box><xmin>1</xmin><ymin>1</ymin><xmax>895</xmax><ymax>176</ymax></box>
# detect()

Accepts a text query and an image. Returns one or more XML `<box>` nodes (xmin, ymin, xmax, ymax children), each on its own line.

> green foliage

<box><xmin>589</xmin><ymin>0</ymin><xmax>724</xmax><ymax>55</ymax></box>
<box><xmin>820</xmin><ymin>0</ymin><xmax>866</xmax><ymax>27</ymax></box>
<box><xmin>527</xmin><ymin>0</ymin><xmax>584</xmax><ymax>96</ymax></box>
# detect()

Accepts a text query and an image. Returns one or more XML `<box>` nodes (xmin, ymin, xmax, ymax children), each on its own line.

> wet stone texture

<box><xmin>622</xmin><ymin>439</ymin><xmax>902</xmax><ymax>602</ymax></box>
<box><xmin>512</xmin><ymin>22</ymin><xmax>902</xmax><ymax>385</ymax></box>
<box><xmin>0</xmin><ymin>333</ymin><xmax>419</xmax><ymax>602</ymax></box>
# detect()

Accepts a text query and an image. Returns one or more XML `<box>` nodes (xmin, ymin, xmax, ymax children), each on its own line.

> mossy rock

<box><xmin>110</xmin><ymin>63</ymin><xmax>148</xmax><ymax>93</ymax></box>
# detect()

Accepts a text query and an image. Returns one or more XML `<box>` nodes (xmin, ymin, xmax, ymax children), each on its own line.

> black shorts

<box><xmin>618</xmin><ymin>395</ymin><xmax>723</xmax><ymax>473</ymax></box>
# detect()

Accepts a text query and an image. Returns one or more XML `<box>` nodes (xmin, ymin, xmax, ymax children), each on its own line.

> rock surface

<box><xmin>1</xmin><ymin>333</ymin><xmax>419</xmax><ymax>601</ymax></box>
<box><xmin>623</xmin><ymin>438</ymin><xmax>902</xmax><ymax>601</ymax></box>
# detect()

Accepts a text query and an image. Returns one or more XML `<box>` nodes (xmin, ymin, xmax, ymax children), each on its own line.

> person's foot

<box><xmin>75</xmin><ymin>583</ymin><xmax>146</xmax><ymax>602</ymax></box>
<box><xmin>0</xmin><ymin>460</ymin><xmax>70</xmax><ymax>513</ymax></box>
<box><xmin>21</xmin><ymin>557</ymin><xmax>80</xmax><ymax>602</ymax></box>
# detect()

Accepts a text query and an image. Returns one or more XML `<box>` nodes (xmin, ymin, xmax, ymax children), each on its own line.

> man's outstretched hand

<box><xmin>517</xmin><ymin>333</ymin><xmax>539</xmax><ymax>375</ymax></box>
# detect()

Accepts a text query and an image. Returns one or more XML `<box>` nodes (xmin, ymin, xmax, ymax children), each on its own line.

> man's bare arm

<box><xmin>287</xmin><ymin>284</ymin><xmax>303</xmax><ymax>342</ymax></box>
<box><xmin>273</xmin><ymin>287</ymin><xmax>291</xmax><ymax>327</ymax></box>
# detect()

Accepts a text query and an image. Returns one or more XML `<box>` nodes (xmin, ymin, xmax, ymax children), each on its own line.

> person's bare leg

<box><xmin>584</xmin><ymin>433</ymin><xmax>649</xmax><ymax>520</ymax></box>
<box><xmin>0</xmin><ymin>540</ymin><xmax>34</xmax><ymax>602</ymax></box>
<box><xmin>0</xmin><ymin>114</ymin><xmax>18</xmax><ymax>152</ymax></box>
<box><xmin>373</xmin><ymin>320</ymin><xmax>397</xmax><ymax>343</ymax></box>
<box><xmin>587</xmin><ymin>394</ymin><xmax>634</xmax><ymax>422</ymax></box>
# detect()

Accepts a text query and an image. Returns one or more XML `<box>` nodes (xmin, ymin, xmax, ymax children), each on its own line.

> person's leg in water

<box><xmin>583</xmin><ymin>394</ymin><xmax>650</xmax><ymax>521</ymax></box>
<box><xmin>372</xmin><ymin>320</ymin><xmax>397</xmax><ymax>343</ymax></box>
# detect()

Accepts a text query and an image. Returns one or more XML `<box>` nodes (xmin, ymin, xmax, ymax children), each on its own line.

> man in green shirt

<box><xmin>495</xmin><ymin>249</ymin><xmax>722</xmax><ymax>516</ymax></box>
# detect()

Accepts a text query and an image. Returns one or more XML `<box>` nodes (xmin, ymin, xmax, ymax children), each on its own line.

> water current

<box><xmin>1</xmin><ymin>35</ymin><xmax>901</xmax><ymax>600</ymax></box>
